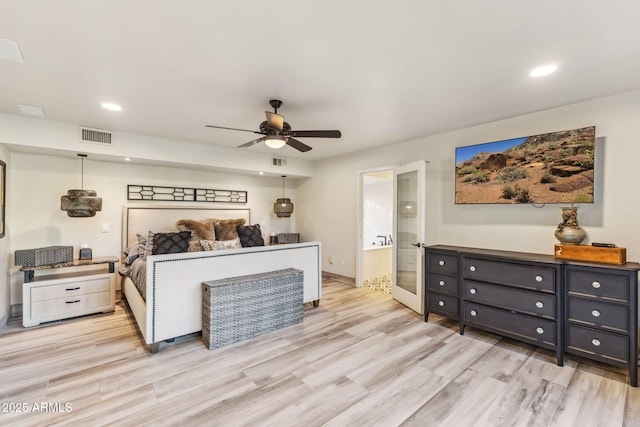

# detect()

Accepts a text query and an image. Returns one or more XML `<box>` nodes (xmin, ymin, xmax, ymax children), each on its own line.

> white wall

<box><xmin>0</xmin><ymin>145</ymin><xmax>9</xmax><ymax>330</ymax></box>
<box><xmin>8</xmin><ymin>153</ymin><xmax>298</xmax><ymax>305</ymax></box>
<box><xmin>298</xmin><ymin>90</ymin><xmax>640</xmax><ymax>277</ymax></box>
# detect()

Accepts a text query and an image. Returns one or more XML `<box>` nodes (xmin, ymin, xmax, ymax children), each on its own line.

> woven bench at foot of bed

<box><xmin>202</xmin><ymin>268</ymin><xmax>304</xmax><ymax>350</ymax></box>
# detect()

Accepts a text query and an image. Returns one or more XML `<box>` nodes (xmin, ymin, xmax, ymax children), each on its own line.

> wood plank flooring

<box><xmin>1</xmin><ymin>275</ymin><xmax>638</xmax><ymax>426</ymax></box>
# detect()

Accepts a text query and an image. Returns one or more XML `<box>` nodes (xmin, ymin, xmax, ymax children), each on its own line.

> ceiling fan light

<box><xmin>265</xmin><ymin>135</ymin><xmax>287</xmax><ymax>149</ymax></box>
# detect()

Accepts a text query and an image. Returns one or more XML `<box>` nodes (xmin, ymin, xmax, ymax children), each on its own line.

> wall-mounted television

<box><xmin>455</xmin><ymin>126</ymin><xmax>595</xmax><ymax>204</ymax></box>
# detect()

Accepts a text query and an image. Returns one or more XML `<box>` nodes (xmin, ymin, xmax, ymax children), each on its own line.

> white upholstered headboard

<box><xmin>122</xmin><ymin>205</ymin><xmax>251</xmax><ymax>252</ymax></box>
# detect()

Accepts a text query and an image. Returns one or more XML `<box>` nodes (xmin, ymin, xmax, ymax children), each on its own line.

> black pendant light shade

<box><xmin>61</xmin><ymin>154</ymin><xmax>103</xmax><ymax>217</ymax></box>
<box><xmin>274</xmin><ymin>175</ymin><xmax>293</xmax><ymax>218</ymax></box>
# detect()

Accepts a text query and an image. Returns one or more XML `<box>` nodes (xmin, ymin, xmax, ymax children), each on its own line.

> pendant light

<box><xmin>274</xmin><ymin>175</ymin><xmax>294</xmax><ymax>218</ymax></box>
<box><xmin>60</xmin><ymin>154</ymin><xmax>103</xmax><ymax>217</ymax></box>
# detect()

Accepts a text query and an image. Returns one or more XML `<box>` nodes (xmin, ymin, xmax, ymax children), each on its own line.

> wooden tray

<box><xmin>554</xmin><ymin>244</ymin><xmax>626</xmax><ymax>265</ymax></box>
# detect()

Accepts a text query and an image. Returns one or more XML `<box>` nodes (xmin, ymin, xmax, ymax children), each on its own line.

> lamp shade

<box><xmin>61</xmin><ymin>189</ymin><xmax>103</xmax><ymax>217</ymax></box>
<box><xmin>274</xmin><ymin>175</ymin><xmax>293</xmax><ymax>217</ymax></box>
<box><xmin>274</xmin><ymin>198</ymin><xmax>294</xmax><ymax>217</ymax></box>
<box><xmin>60</xmin><ymin>154</ymin><xmax>103</xmax><ymax>217</ymax></box>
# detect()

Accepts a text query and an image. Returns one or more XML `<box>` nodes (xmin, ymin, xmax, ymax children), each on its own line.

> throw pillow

<box><xmin>214</xmin><ymin>218</ymin><xmax>246</xmax><ymax>241</ymax></box>
<box><xmin>151</xmin><ymin>231</ymin><xmax>191</xmax><ymax>255</ymax></box>
<box><xmin>140</xmin><ymin>232</ymin><xmax>155</xmax><ymax>261</ymax></box>
<box><xmin>236</xmin><ymin>224</ymin><xmax>265</xmax><ymax>247</ymax></box>
<box><xmin>200</xmin><ymin>238</ymin><xmax>242</xmax><ymax>251</ymax></box>
<box><xmin>176</xmin><ymin>219</ymin><xmax>215</xmax><ymax>251</ymax></box>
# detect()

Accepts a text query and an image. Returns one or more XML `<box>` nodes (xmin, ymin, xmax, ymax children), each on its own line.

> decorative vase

<box><xmin>554</xmin><ymin>206</ymin><xmax>586</xmax><ymax>245</ymax></box>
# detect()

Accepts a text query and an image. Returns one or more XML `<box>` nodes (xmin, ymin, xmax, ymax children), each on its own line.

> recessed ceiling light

<box><xmin>0</xmin><ymin>38</ymin><xmax>24</xmax><ymax>63</ymax></box>
<box><xmin>124</xmin><ymin>158</ymin><xmax>131</xmax><ymax>162</ymax></box>
<box><xmin>529</xmin><ymin>64</ymin><xmax>557</xmax><ymax>78</ymax></box>
<box><xmin>18</xmin><ymin>104</ymin><xmax>45</xmax><ymax>117</ymax></box>
<box><xmin>259</xmin><ymin>171</ymin><xmax>264</xmax><ymax>175</ymax></box>
<box><xmin>101</xmin><ymin>102</ymin><xmax>122</xmax><ymax>111</ymax></box>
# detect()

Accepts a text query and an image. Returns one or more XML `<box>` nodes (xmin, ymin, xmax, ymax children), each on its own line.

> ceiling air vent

<box><xmin>272</xmin><ymin>157</ymin><xmax>287</xmax><ymax>166</ymax></box>
<box><xmin>80</xmin><ymin>127</ymin><xmax>112</xmax><ymax>145</ymax></box>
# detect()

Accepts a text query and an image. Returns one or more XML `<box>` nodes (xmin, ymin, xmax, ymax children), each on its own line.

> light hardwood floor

<box><xmin>1</xmin><ymin>275</ymin><xmax>639</xmax><ymax>426</ymax></box>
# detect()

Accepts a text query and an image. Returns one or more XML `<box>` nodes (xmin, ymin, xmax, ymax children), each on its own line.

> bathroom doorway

<box><xmin>356</xmin><ymin>167</ymin><xmax>394</xmax><ymax>291</ymax></box>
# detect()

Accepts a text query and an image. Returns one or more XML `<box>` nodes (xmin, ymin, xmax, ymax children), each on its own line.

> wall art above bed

<box><xmin>128</xmin><ymin>185</ymin><xmax>247</xmax><ymax>203</ymax></box>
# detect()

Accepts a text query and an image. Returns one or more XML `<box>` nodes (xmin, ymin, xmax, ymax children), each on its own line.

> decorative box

<box><xmin>15</xmin><ymin>246</ymin><xmax>74</xmax><ymax>267</ymax></box>
<box><xmin>554</xmin><ymin>244</ymin><xmax>626</xmax><ymax>265</ymax></box>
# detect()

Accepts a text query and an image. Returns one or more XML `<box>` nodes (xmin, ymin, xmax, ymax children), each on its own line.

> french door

<box><xmin>392</xmin><ymin>161</ymin><xmax>426</xmax><ymax>314</ymax></box>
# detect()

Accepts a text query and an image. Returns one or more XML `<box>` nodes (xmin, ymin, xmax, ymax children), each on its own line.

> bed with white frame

<box><xmin>121</xmin><ymin>205</ymin><xmax>321</xmax><ymax>352</ymax></box>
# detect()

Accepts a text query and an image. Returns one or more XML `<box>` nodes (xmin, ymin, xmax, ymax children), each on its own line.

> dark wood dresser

<box><xmin>424</xmin><ymin>245</ymin><xmax>639</xmax><ymax>387</ymax></box>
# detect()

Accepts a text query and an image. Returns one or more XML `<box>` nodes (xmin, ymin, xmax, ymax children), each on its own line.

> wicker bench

<box><xmin>201</xmin><ymin>268</ymin><xmax>304</xmax><ymax>349</ymax></box>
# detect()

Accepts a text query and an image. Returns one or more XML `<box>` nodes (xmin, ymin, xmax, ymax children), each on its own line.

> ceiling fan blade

<box><xmin>289</xmin><ymin>130</ymin><xmax>341</xmax><ymax>138</ymax></box>
<box><xmin>238</xmin><ymin>136</ymin><xmax>265</xmax><ymax>148</ymax></box>
<box><xmin>286</xmin><ymin>138</ymin><xmax>312</xmax><ymax>152</ymax></box>
<box><xmin>206</xmin><ymin>124</ymin><xmax>264</xmax><ymax>135</ymax></box>
<box><xmin>265</xmin><ymin>111</ymin><xmax>284</xmax><ymax>131</ymax></box>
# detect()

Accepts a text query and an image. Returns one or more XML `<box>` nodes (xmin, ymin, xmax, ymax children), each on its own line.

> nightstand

<box><xmin>20</xmin><ymin>256</ymin><xmax>118</xmax><ymax>327</ymax></box>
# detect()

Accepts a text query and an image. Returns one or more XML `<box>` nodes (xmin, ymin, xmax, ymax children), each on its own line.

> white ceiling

<box><xmin>1</xmin><ymin>0</ymin><xmax>640</xmax><ymax>161</ymax></box>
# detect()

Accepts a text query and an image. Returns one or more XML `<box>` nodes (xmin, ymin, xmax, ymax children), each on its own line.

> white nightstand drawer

<box><xmin>30</xmin><ymin>291</ymin><xmax>112</xmax><ymax>320</ymax></box>
<box><xmin>30</xmin><ymin>276</ymin><xmax>111</xmax><ymax>301</ymax></box>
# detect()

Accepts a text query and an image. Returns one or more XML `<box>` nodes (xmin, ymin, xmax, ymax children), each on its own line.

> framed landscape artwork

<box><xmin>455</xmin><ymin>126</ymin><xmax>595</xmax><ymax>204</ymax></box>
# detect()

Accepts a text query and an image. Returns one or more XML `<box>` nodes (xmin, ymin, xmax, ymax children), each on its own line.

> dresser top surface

<box><xmin>426</xmin><ymin>245</ymin><xmax>640</xmax><ymax>272</ymax></box>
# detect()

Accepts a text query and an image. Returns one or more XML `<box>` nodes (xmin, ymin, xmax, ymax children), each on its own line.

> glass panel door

<box><xmin>392</xmin><ymin>161</ymin><xmax>426</xmax><ymax>314</ymax></box>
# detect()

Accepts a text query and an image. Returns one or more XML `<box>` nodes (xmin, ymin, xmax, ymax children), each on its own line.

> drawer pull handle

<box><xmin>65</xmin><ymin>287</ymin><xmax>81</xmax><ymax>291</ymax></box>
<box><xmin>536</xmin><ymin>327</ymin><xmax>544</xmax><ymax>335</ymax></box>
<box><xmin>592</xmin><ymin>281</ymin><xmax>601</xmax><ymax>289</ymax></box>
<box><xmin>469</xmin><ymin>265</ymin><xmax>476</xmax><ymax>272</ymax></box>
<box><xmin>65</xmin><ymin>300</ymin><xmax>81</xmax><ymax>304</ymax></box>
<box><xmin>438</xmin><ymin>300</ymin><xmax>445</xmax><ymax>307</ymax></box>
<box><xmin>591</xmin><ymin>309</ymin><xmax>601</xmax><ymax>318</ymax></box>
<box><xmin>470</xmin><ymin>310</ymin><xmax>477</xmax><ymax>316</ymax></box>
<box><xmin>535</xmin><ymin>301</ymin><xmax>544</xmax><ymax>309</ymax></box>
<box><xmin>535</xmin><ymin>275</ymin><xmax>543</xmax><ymax>282</ymax></box>
<box><xmin>438</xmin><ymin>260</ymin><xmax>445</xmax><ymax>266</ymax></box>
<box><xmin>469</xmin><ymin>288</ymin><xmax>477</xmax><ymax>295</ymax></box>
<box><xmin>439</xmin><ymin>280</ymin><xmax>445</xmax><ymax>286</ymax></box>
<box><xmin>592</xmin><ymin>338</ymin><xmax>601</xmax><ymax>347</ymax></box>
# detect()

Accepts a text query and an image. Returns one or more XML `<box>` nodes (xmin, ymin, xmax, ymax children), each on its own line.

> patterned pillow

<box><xmin>140</xmin><ymin>232</ymin><xmax>155</xmax><ymax>261</ymax></box>
<box><xmin>236</xmin><ymin>224</ymin><xmax>265</xmax><ymax>247</ymax></box>
<box><xmin>201</xmin><ymin>238</ymin><xmax>241</xmax><ymax>251</ymax></box>
<box><xmin>214</xmin><ymin>219</ymin><xmax>246</xmax><ymax>241</ymax></box>
<box><xmin>151</xmin><ymin>231</ymin><xmax>191</xmax><ymax>255</ymax></box>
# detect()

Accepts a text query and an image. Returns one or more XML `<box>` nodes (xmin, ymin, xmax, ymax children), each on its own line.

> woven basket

<box><xmin>15</xmin><ymin>246</ymin><xmax>74</xmax><ymax>267</ymax></box>
<box><xmin>202</xmin><ymin>268</ymin><xmax>303</xmax><ymax>350</ymax></box>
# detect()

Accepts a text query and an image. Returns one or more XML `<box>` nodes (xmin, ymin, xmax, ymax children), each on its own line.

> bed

<box><xmin>121</xmin><ymin>205</ymin><xmax>322</xmax><ymax>352</ymax></box>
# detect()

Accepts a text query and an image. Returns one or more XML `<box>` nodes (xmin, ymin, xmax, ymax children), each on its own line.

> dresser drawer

<box><xmin>428</xmin><ymin>293</ymin><xmax>458</xmax><ymax>318</ymax></box>
<box><xmin>464</xmin><ymin>302</ymin><xmax>556</xmax><ymax>346</ymax></box>
<box><xmin>464</xmin><ymin>280</ymin><xmax>555</xmax><ymax>319</ymax></box>
<box><xmin>566</xmin><ymin>268</ymin><xmax>630</xmax><ymax>302</ymax></box>
<box><xmin>463</xmin><ymin>258</ymin><xmax>555</xmax><ymax>292</ymax></box>
<box><xmin>566</xmin><ymin>324</ymin><xmax>628</xmax><ymax>364</ymax></box>
<box><xmin>31</xmin><ymin>291</ymin><xmax>112</xmax><ymax>320</ymax></box>
<box><xmin>427</xmin><ymin>273</ymin><xmax>458</xmax><ymax>297</ymax></box>
<box><xmin>427</xmin><ymin>253</ymin><xmax>458</xmax><ymax>275</ymax></box>
<box><xmin>30</xmin><ymin>276</ymin><xmax>111</xmax><ymax>302</ymax></box>
<box><xmin>567</xmin><ymin>297</ymin><xmax>629</xmax><ymax>333</ymax></box>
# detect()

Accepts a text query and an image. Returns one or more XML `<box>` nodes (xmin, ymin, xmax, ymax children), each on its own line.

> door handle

<box><xmin>412</xmin><ymin>243</ymin><xmax>421</xmax><ymax>247</ymax></box>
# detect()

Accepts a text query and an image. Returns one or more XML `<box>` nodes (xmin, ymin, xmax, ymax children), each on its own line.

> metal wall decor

<box><xmin>127</xmin><ymin>185</ymin><xmax>247</xmax><ymax>203</ymax></box>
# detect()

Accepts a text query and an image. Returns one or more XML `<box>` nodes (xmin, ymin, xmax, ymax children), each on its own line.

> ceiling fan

<box><xmin>205</xmin><ymin>100</ymin><xmax>341</xmax><ymax>152</ymax></box>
